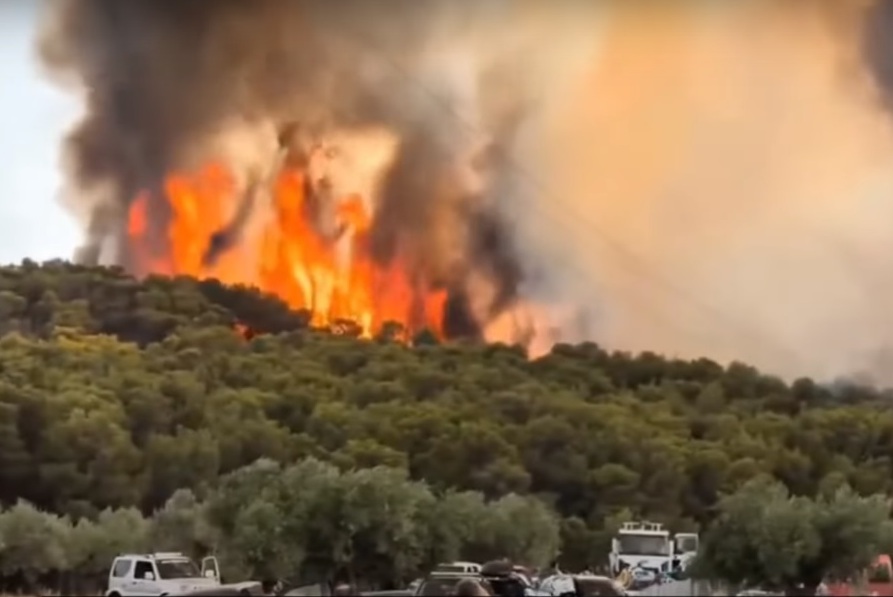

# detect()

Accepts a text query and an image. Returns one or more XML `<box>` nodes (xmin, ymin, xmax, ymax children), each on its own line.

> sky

<box><xmin>0</xmin><ymin>4</ymin><xmax>81</xmax><ymax>265</ymax></box>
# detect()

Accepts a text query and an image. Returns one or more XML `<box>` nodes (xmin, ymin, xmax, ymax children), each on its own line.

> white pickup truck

<box><xmin>105</xmin><ymin>552</ymin><xmax>260</xmax><ymax>596</ymax></box>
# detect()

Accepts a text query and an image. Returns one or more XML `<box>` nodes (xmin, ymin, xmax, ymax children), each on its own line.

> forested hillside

<box><xmin>1</xmin><ymin>260</ymin><xmax>892</xmax><ymax>569</ymax></box>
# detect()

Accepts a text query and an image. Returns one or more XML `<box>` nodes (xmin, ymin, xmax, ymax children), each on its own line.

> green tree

<box><xmin>0</xmin><ymin>501</ymin><xmax>70</xmax><ymax>591</ymax></box>
<box><xmin>695</xmin><ymin>477</ymin><xmax>893</xmax><ymax>595</ymax></box>
<box><xmin>149</xmin><ymin>489</ymin><xmax>215</xmax><ymax>558</ymax></box>
<box><xmin>7</xmin><ymin>261</ymin><xmax>893</xmax><ymax>580</ymax></box>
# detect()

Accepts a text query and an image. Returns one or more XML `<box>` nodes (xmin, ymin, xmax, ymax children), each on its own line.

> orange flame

<box><xmin>127</xmin><ymin>163</ymin><xmax>446</xmax><ymax>339</ymax></box>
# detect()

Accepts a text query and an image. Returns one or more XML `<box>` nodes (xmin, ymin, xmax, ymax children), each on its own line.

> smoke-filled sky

<box><xmin>17</xmin><ymin>1</ymin><xmax>893</xmax><ymax>382</ymax></box>
<box><xmin>0</xmin><ymin>3</ymin><xmax>80</xmax><ymax>263</ymax></box>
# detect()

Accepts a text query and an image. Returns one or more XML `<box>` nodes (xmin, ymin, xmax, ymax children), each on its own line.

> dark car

<box><xmin>415</xmin><ymin>573</ymin><xmax>488</xmax><ymax>596</ymax></box>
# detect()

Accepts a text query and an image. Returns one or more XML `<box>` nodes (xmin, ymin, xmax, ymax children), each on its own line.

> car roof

<box><xmin>547</xmin><ymin>574</ymin><xmax>614</xmax><ymax>581</ymax></box>
<box><xmin>418</xmin><ymin>575</ymin><xmax>487</xmax><ymax>595</ymax></box>
<box><xmin>116</xmin><ymin>553</ymin><xmax>190</xmax><ymax>560</ymax></box>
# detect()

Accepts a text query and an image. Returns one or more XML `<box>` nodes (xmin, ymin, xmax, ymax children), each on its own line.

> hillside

<box><xmin>1</xmin><ymin>260</ymin><xmax>892</xmax><ymax>567</ymax></box>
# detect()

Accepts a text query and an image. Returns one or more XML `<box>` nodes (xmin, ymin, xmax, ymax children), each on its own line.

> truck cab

<box><xmin>106</xmin><ymin>552</ymin><xmax>222</xmax><ymax>596</ymax></box>
<box><xmin>609</xmin><ymin>521</ymin><xmax>672</xmax><ymax>576</ymax></box>
<box><xmin>672</xmin><ymin>532</ymin><xmax>699</xmax><ymax>573</ymax></box>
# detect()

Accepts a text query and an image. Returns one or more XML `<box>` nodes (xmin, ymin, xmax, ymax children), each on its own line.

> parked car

<box><xmin>479</xmin><ymin>561</ymin><xmax>549</xmax><ymax>597</ymax></box>
<box><xmin>187</xmin><ymin>588</ymin><xmax>265</xmax><ymax>596</ymax></box>
<box><xmin>414</xmin><ymin>566</ymin><xmax>547</xmax><ymax>597</ymax></box>
<box><xmin>105</xmin><ymin>552</ymin><xmax>260</xmax><ymax>597</ymax></box>
<box><xmin>434</xmin><ymin>561</ymin><xmax>483</xmax><ymax>575</ymax></box>
<box><xmin>414</xmin><ymin>572</ymin><xmax>482</xmax><ymax>596</ymax></box>
<box><xmin>538</xmin><ymin>573</ymin><xmax>630</xmax><ymax>597</ymax></box>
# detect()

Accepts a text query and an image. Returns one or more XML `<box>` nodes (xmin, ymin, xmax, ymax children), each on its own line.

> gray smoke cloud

<box><xmin>36</xmin><ymin>0</ymin><xmax>587</xmax><ymax>345</ymax></box>
<box><xmin>39</xmin><ymin>0</ymin><xmax>893</xmax><ymax>381</ymax></box>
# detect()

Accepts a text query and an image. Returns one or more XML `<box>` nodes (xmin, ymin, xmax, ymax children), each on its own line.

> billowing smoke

<box><xmin>34</xmin><ymin>1</ymin><xmax>893</xmax><ymax>381</ymax></box>
<box><xmin>36</xmin><ymin>0</ymin><xmax>583</xmax><ymax>347</ymax></box>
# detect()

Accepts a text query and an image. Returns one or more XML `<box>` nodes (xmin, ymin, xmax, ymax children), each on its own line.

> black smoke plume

<box><xmin>36</xmin><ymin>0</ymin><xmax>540</xmax><ymax>342</ymax></box>
<box><xmin>47</xmin><ymin>1</ymin><xmax>893</xmax><ymax>379</ymax></box>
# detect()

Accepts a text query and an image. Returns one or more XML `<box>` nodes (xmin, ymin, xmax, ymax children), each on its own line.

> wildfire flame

<box><xmin>126</xmin><ymin>162</ymin><xmax>447</xmax><ymax>339</ymax></box>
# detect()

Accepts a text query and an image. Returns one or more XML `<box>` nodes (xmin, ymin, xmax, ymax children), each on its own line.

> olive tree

<box><xmin>0</xmin><ymin>501</ymin><xmax>70</xmax><ymax>589</ymax></box>
<box><xmin>694</xmin><ymin>477</ymin><xmax>893</xmax><ymax>596</ymax></box>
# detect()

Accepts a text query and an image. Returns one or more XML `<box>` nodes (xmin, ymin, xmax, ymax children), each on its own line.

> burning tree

<box><xmin>36</xmin><ymin>0</ymin><xmax>567</xmax><ymax>353</ymax></box>
<box><xmin>125</xmin><ymin>130</ymin><xmax>449</xmax><ymax>340</ymax></box>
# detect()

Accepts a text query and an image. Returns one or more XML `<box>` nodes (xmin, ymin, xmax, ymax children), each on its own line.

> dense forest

<box><xmin>1</xmin><ymin>260</ymin><xmax>893</xmax><ymax>574</ymax></box>
<box><xmin>0</xmin><ymin>458</ymin><xmax>560</xmax><ymax>593</ymax></box>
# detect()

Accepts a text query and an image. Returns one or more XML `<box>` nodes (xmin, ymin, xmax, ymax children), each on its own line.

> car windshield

<box><xmin>155</xmin><ymin>558</ymin><xmax>201</xmax><ymax>579</ymax></box>
<box><xmin>419</xmin><ymin>577</ymin><xmax>464</xmax><ymax>596</ymax></box>
<box><xmin>618</xmin><ymin>534</ymin><xmax>669</xmax><ymax>556</ymax></box>
<box><xmin>675</xmin><ymin>536</ymin><xmax>698</xmax><ymax>553</ymax></box>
